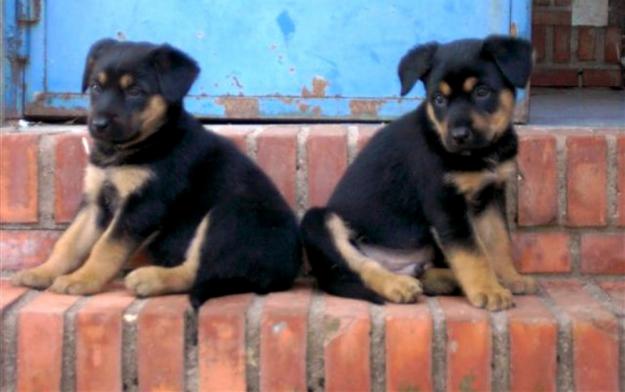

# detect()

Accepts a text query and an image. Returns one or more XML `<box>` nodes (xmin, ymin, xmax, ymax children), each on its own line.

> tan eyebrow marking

<box><xmin>463</xmin><ymin>77</ymin><xmax>478</xmax><ymax>92</ymax></box>
<box><xmin>119</xmin><ymin>74</ymin><xmax>134</xmax><ymax>89</ymax></box>
<box><xmin>97</xmin><ymin>72</ymin><xmax>107</xmax><ymax>84</ymax></box>
<box><xmin>439</xmin><ymin>81</ymin><xmax>452</xmax><ymax>96</ymax></box>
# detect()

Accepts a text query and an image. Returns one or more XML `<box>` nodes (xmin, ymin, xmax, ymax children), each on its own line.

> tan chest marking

<box><xmin>109</xmin><ymin>166</ymin><xmax>153</xmax><ymax>199</ymax></box>
<box><xmin>83</xmin><ymin>164</ymin><xmax>153</xmax><ymax>201</ymax></box>
<box><xmin>446</xmin><ymin>160</ymin><xmax>516</xmax><ymax>196</ymax></box>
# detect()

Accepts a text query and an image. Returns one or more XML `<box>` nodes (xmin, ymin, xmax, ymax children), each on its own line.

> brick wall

<box><xmin>532</xmin><ymin>0</ymin><xmax>624</xmax><ymax>87</ymax></box>
<box><xmin>1</xmin><ymin>125</ymin><xmax>624</xmax><ymax>277</ymax></box>
<box><xmin>1</xmin><ymin>279</ymin><xmax>623</xmax><ymax>391</ymax></box>
<box><xmin>0</xmin><ymin>125</ymin><xmax>624</xmax><ymax>391</ymax></box>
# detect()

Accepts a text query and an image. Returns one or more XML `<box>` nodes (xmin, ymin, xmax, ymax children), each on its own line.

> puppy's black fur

<box><xmin>301</xmin><ymin>35</ymin><xmax>535</xmax><ymax>310</ymax></box>
<box><xmin>13</xmin><ymin>39</ymin><xmax>301</xmax><ymax>307</ymax></box>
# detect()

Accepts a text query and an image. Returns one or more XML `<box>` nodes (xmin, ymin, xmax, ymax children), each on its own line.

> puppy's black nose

<box><xmin>92</xmin><ymin>117</ymin><xmax>110</xmax><ymax>132</ymax></box>
<box><xmin>450</xmin><ymin>127</ymin><xmax>470</xmax><ymax>143</ymax></box>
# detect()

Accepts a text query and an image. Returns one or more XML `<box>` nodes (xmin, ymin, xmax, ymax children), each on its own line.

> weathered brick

<box><xmin>0</xmin><ymin>133</ymin><xmax>39</xmax><ymax>223</ymax></box>
<box><xmin>512</xmin><ymin>232</ymin><xmax>571</xmax><ymax>273</ymax></box>
<box><xmin>385</xmin><ymin>304</ymin><xmax>433</xmax><ymax>392</ymax></box>
<box><xmin>532</xmin><ymin>24</ymin><xmax>547</xmax><ymax>63</ymax></box>
<box><xmin>619</xmin><ymin>136</ymin><xmax>625</xmax><ymax>226</ymax></box>
<box><xmin>553</xmin><ymin>26</ymin><xmax>571</xmax><ymax>63</ymax></box>
<box><xmin>532</xmin><ymin>9</ymin><xmax>571</xmax><ymax>25</ymax></box>
<box><xmin>517</xmin><ymin>135</ymin><xmax>558</xmax><ymax>225</ymax></box>
<box><xmin>211</xmin><ymin>125</ymin><xmax>253</xmax><ymax>153</ymax></box>
<box><xmin>507</xmin><ymin>296</ymin><xmax>557</xmax><ymax>392</ymax></box>
<box><xmin>0</xmin><ymin>230</ymin><xmax>61</xmax><ymax>270</ymax></box>
<box><xmin>577</xmin><ymin>27</ymin><xmax>597</xmax><ymax>61</ymax></box>
<box><xmin>580</xmin><ymin>233</ymin><xmax>625</xmax><ymax>274</ymax></box>
<box><xmin>598</xmin><ymin>281</ymin><xmax>625</xmax><ymax>314</ymax></box>
<box><xmin>604</xmin><ymin>26</ymin><xmax>622</xmax><ymax>63</ymax></box>
<box><xmin>54</xmin><ymin>133</ymin><xmax>88</xmax><ymax>223</ymax></box>
<box><xmin>75</xmin><ymin>290</ymin><xmax>135</xmax><ymax>391</ymax></box>
<box><xmin>306</xmin><ymin>126</ymin><xmax>348</xmax><ymax>207</ymax></box>
<box><xmin>533</xmin><ymin>0</ymin><xmax>551</xmax><ymax>6</ymax></box>
<box><xmin>323</xmin><ymin>296</ymin><xmax>370</xmax><ymax>392</ymax></box>
<box><xmin>531</xmin><ymin>68</ymin><xmax>578</xmax><ymax>87</ymax></box>
<box><xmin>16</xmin><ymin>292</ymin><xmax>80</xmax><ymax>392</ymax></box>
<box><xmin>137</xmin><ymin>295</ymin><xmax>188</xmax><ymax>392</ymax></box>
<box><xmin>198</xmin><ymin>294</ymin><xmax>253</xmax><ymax>392</ymax></box>
<box><xmin>566</xmin><ymin>135</ymin><xmax>608</xmax><ymax>226</ymax></box>
<box><xmin>542</xmin><ymin>280</ymin><xmax>620</xmax><ymax>391</ymax></box>
<box><xmin>0</xmin><ymin>280</ymin><xmax>27</xmax><ymax>313</ymax></box>
<box><xmin>260</xmin><ymin>287</ymin><xmax>311</xmax><ymax>391</ymax></box>
<box><xmin>554</xmin><ymin>0</ymin><xmax>571</xmax><ymax>5</ymax></box>
<box><xmin>256</xmin><ymin>127</ymin><xmax>298</xmax><ymax>209</ymax></box>
<box><xmin>438</xmin><ymin>297</ymin><xmax>491</xmax><ymax>392</ymax></box>
<box><xmin>583</xmin><ymin>68</ymin><xmax>622</xmax><ymax>87</ymax></box>
<box><xmin>356</xmin><ymin>124</ymin><xmax>380</xmax><ymax>153</ymax></box>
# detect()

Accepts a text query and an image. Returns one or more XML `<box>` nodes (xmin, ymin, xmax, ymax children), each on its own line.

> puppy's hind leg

<box><xmin>420</xmin><ymin>268</ymin><xmax>460</xmax><ymax>295</ymax></box>
<box><xmin>325</xmin><ymin>213</ymin><xmax>422</xmax><ymax>304</ymax></box>
<box><xmin>125</xmin><ymin>215</ymin><xmax>210</xmax><ymax>297</ymax></box>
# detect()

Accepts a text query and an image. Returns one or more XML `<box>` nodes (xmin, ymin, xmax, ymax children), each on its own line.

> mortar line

<box><xmin>556</xmin><ymin>134</ymin><xmax>567</xmax><ymax>226</ymax></box>
<box><xmin>245</xmin><ymin>295</ymin><xmax>264</xmax><ymax>392</ymax></box>
<box><xmin>296</xmin><ymin>126</ymin><xmax>310</xmax><ymax>219</ymax></box>
<box><xmin>61</xmin><ymin>296</ymin><xmax>89</xmax><ymax>392</ymax></box>
<box><xmin>38</xmin><ymin>133</ymin><xmax>57</xmax><ymax>228</ymax></box>
<box><xmin>370</xmin><ymin>303</ymin><xmax>385</xmax><ymax>392</ymax></box>
<box><xmin>539</xmin><ymin>289</ymin><xmax>574</xmax><ymax>392</ymax></box>
<box><xmin>246</xmin><ymin>126</ymin><xmax>263</xmax><ymax>161</ymax></box>
<box><xmin>0</xmin><ymin>290</ymin><xmax>40</xmax><ymax>391</ymax></box>
<box><xmin>605</xmin><ymin>135</ymin><xmax>618</xmax><ymax>226</ymax></box>
<box><xmin>121</xmin><ymin>298</ymin><xmax>147</xmax><ymax>392</ymax></box>
<box><xmin>184</xmin><ymin>302</ymin><xmax>198</xmax><ymax>392</ymax></box>
<box><xmin>346</xmin><ymin>125</ymin><xmax>359</xmax><ymax>165</ymax></box>
<box><xmin>306</xmin><ymin>291</ymin><xmax>325</xmax><ymax>392</ymax></box>
<box><xmin>427</xmin><ymin>297</ymin><xmax>446</xmax><ymax>392</ymax></box>
<box><xmin>490</xmin><ymin>310</ymin><xmax>509</xmax><ymax>392</ymax></box>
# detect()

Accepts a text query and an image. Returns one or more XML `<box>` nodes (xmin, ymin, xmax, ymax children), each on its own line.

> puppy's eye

<box><xmin>90</xmin><ymin>83</ymin><xmax>102</xmax><ymax>94</ymax></box>
<box><xmin>432</xmin><ymin>93</ymin><xmax>447</xmax><ymax>107</ymax></box>
<box><xmin>473</xmin><ymin>85</ymin><xmax>491</xmax><ymax>100</ymax></box>
<box><xmin>126</xmin><ymin>86</ymin><xmax>144</xmax><ymax>97</ymax></box>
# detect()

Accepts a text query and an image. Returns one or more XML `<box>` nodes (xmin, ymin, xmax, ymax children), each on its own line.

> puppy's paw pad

<box><xmin>468</xmin><ymin>287</ymin><xmax>513</xmax><ymax>311</ymax></box>
<box><xmin>125</xmin><ymin>267</ymin><xmax>165</xmax><ymax>297</ymax></box>
<box><xmin>12</xmin><ymin>269</ymin><xmax>56</xmax><ymax>289</ymax></box>
<box><xmin>383</xmin><ymin>275</ymin><xmax>422</xmax><ymax>304</ymax></box>
<box><xmin>505</xmin><ymin>276</ymin><xmax>538</xmax><ymax>295</ymax></box>
<box><xmin>49</xmin><ymin>275</ymin><xmax>100</xmax><ymax>295</ymax></box>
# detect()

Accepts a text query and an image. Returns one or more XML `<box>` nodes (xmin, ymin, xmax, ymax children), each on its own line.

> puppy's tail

<box><xmin>300</xmin><ymin>207</ymin><xmax>384</xmax><ymax>304</ymax></box>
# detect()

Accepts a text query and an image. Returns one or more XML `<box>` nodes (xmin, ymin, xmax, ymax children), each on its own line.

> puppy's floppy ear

<box><xmin>82</xmin><ymin>38</ymin><xmax>117</xmax><ymax>92</ymax></box>
<box><xmin>151</xmin><ymin>44</ymin><xmax>200</xmax><ymax>102</ymax></box>
<box><xmin>482</xmin><ymin>35</ymin><xmax>533</xmax><ymax>88</ymax></box>
<box><xmin>398</xmin><ymin>42</ymin><xmax>438</xmax><ymax>96</ymax></box>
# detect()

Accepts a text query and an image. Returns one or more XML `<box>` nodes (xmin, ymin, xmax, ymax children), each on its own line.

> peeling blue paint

<box><xmin>276</xmin><ymin>10</ymin><xmax>296</xmax><ymax>42</ymax></box>
<box><xmin>4</xmin><ymin>0</ymin><xmax>531</xmax><ymax>120</ymax></box>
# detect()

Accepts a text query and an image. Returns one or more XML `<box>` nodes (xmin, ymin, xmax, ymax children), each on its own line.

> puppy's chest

<box><xmin>445</xmin><ymin>160</ymin><xmax>516</xmax><ymax>199</ymax></box>
<box><xmin>84</xmin><ymin>164</ymin><xmax>153</xmax><ymax>208</ymax></box>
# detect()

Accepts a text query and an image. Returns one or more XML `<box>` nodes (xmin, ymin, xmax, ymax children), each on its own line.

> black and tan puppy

<box><xmin>301</xmin><ymin>35</ymin><xmax>537</xmax><ymax>311</ymax></box>
<box><xmin>12</xmin><ymin>39</ymin><xmax>301</xmax><ymax>307</ymax></box>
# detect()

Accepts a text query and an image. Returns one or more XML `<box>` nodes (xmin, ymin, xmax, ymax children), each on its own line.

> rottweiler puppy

<box><xmin>12</xmin><ymin>39</ymin><xmax>301</xmax><ymax>307</ymax></box>
<box><xmin>301</xmin><ymin>35</ymin><xmax>537</xmax><ymax>311</ymax></box>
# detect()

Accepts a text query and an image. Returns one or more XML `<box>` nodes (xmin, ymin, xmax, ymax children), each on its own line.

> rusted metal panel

<box><xmin>6</xmin><ymin>0</ymin><xmax>532</xmax><ymax>121</ymax></box>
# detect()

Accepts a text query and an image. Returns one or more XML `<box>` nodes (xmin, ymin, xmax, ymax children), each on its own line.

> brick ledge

<box><xmin>1</xmin><ymin>278</ymin><xmax>623</xmax><ymax>391</ymax></box>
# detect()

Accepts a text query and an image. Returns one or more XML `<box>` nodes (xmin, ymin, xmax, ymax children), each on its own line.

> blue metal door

<box><xmin>3</xmin><ymin>0</ymin><xmax>530</xmax><ymax>121</ymax></box>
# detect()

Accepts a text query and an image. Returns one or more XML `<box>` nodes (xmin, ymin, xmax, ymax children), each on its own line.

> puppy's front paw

<box><xmin>381</xmin><ymin>275</ymin><xmax>422</xmax><ymax>304</ymax></box>
<box><xmin>12</xmin><ymin>268</ymin><xmax>57</xmax><ymax>289</ymax></box>
<box><xmin>503</xmin><ymin>275</ymin><xmax>538</xmax><ymax>295</ymax></box>
<box><xmin>48</xmin><ymin>274</ymin><xmax>102</xmax><ymax>295</ymax></box>
<box><xmin>467</xmin><ymin>286</ymin><xmax>513</xmax><ymax>311</ymax></box>
<box><xmin>125</xmin><ymin>266</ymin><xmax>166</xmax><ymax>297</ymax></box>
